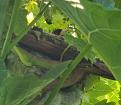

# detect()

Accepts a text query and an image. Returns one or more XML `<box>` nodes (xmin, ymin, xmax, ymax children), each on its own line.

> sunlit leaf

<box><xmin>82</xmin><ymin>75</ymin><xmax>120</xmax><ymax>104</ymax></box>
<box><xmin>94</xmin><ymin>99</ymin><xmax>116</xmax><ymax>105</ymax></box>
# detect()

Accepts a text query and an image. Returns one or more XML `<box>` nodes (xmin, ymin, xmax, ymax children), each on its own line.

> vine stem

<box><xmin>60</xmin><ymin>45</ymin><xmax>70</xmax><ymax>62</ymax></box>
<box><xmin>43</xmin><ymin>44</ymin><xmax>92</xmax><ymax>105</ymax></box>
<box><xmin>7</xmin><ymin>1</ymin><xmax>52</xmax><ymax>58</ymax></box>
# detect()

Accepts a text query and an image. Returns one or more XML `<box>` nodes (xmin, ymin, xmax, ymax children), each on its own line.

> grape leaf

<box><xmin>82</xmin><ymin>76</ymin><xmax>114</xmax><ymax>104</ymax></box>
<box><xmin>94</xmin><ymin>99</ymin><xmax>116</xmax><ymax>105</ymax></box>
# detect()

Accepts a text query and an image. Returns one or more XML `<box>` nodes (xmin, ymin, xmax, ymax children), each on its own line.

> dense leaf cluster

<box><xmin>0</xmin><ymin>0</ymin><xmax>121</xmax><ymax>105</ymax></box>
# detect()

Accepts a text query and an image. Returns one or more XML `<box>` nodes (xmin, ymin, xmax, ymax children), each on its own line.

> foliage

<box><xmin>0</xmin><ymin>55</ymin><xmax>70</xmax><ymax>105</ymax></box>
<box><xmin>29</xmin><ymin>86</ymin><xmax>82</xmax><ymax>105</ymax></box>
<box><xmin>91</xmin><ymin>0</ymin><xmax>115</xmax><ymax>9</ymax></box>
<box><xmin>51</xmin><ymin>0</ymin><xmax>121</xmax><ymax>83</ymax></box>
<box><xmin>46</xmin><ymin>0</ymin><xmax>121</xmax><ymax>104</ymax></box>
<box><xmin>82</xmin><ymin>75</ymin><xmax>120</xmax><ymax>105</ymax></box>
<box><xmin>25</xmin><ymin>0</ymin><xmax>71</xmax><ymax>32</ymax></box>
<box><xmin>0</xmin><ymin>0</ymin><xmax>121</xmax><ymax>105</ymax></box>
<box><xmin>0</xmin><ymin>0</ymin><xmax>70</xmax><ymax>105</ymax></box>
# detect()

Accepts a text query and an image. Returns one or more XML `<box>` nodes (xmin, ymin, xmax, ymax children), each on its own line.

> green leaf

<box><xmin>9</xmin><ymin>1</ymin><xmax>51</xmax><ymax>50</ymax></box>
<box><xmin>44</xmin><ymin>6</ymin><xmax>52</xmax><ymax>24</ymax></box>
<box><xmin>14</xmin><ymin>8</ymin><xmax>28</xmax><ymax>34</ymax></box>
<box><xmin>0</xmin><ymin>0</ymin><xmax>9</xmax><ymax>39</ymax></box>
<box><xmin>3</xmin><ymin>1</ymin><xmax>28</xmax><ymax>36</ymax></box>
<box><xmin>82</xmin><ymin>76</ymin><xmax>114</xmax><ymax>104</ymax></box>
<box><xmin>0</xmin><ymin>59</ymin><xmax>8</xmax><ymax>86</ymax></box>
<box><xmin>60</xmin><ymin>87</ymin><xmax>82</xmax><ymax>105</ymax></box>
<box><xmin>0</xmin><ymin>61</ymin><xmax>70</xmax><ymax>105</ymax></box>
<box><xmin>64</xmin><ymin>33</ymin><xmax>86</xmax><ymax>51</ymax></box>
<box><xmin>114</xmin><ymin>0</ymin><xmax>121</xmax><ymax>9</ymax></box>
<box><xmin>51</xmin><ymin>0</ymin><xmax>97</xmax><ymax>34</ymax></box>
<box><xmin>13</xmin><ymin>46</ymin><xmax>32</xmax><ymax>66</ymax></box>
<box><xmin>91</xmin><ymin>0</ymin><xmax>115</xmax><ymax>9</ymax></box>
<box><xmin>90</xmin><ymin>31</ymin><xmax>121</xmax><ymax>81</ymax></box>
<box><xmin>51</xmin><ymin>0</ymin><xmax>121</xmax><ymax>81</ymax></box>
<box><xmin>1</xmin><ymin>0</ymin><xmax>22</xmax><ymax>59</ymax></box>
<box><xmin>94</xmin><ymin>99</ymin><xmax>116</xmax><ymax>105</ymax></box>
<box><xmin>29</xmin><ymin>86</ymin><xmax>82</xmax><ymax>105</ymax></box>
<box><xmin>0</xmin><ymin>74</ymin><xmax>40</xmax><ymax>105</ymax></box>
<box><xmin>82</xmin><ymin>76</ymin><xmax>120</xmax><ymax>105</ymax></box>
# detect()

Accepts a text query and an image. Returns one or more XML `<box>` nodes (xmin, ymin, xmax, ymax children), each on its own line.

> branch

<box><xmin>19</xmin><ymin>28</ymin><xmax>114</xmax><ymax>91</ymax></box>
